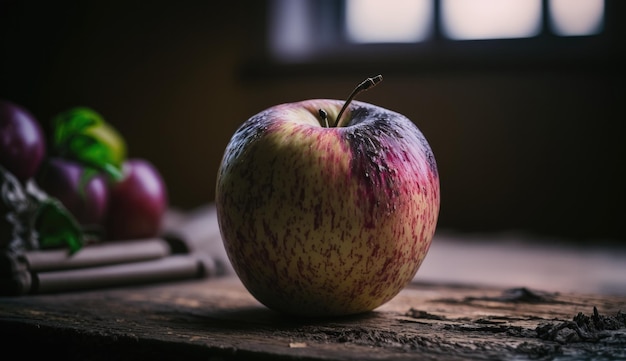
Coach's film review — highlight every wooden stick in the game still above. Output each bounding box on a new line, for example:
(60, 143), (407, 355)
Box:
(34, 255), (207, 294)
(25, 238), (173, 272)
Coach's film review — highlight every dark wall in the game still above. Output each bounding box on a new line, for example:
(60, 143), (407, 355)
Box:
(1, 1), (623, 242)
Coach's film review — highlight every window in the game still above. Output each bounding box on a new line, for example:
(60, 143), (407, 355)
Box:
(260, 0), (614, 71)
(440, 0), (542, 40)
(345, 0), (433, 43)
(549, 0), (604, 36)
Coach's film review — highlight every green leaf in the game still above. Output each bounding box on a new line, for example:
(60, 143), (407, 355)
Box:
(67, 133), (116, 166)
(34, 199), (84, 254)
(53, 107), (102, 146)
(51, 107), (127, 181)
(101, 163), (124, 181)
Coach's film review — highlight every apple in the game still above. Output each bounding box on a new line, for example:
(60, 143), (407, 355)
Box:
(215, 76), (440, 317)
(0, 99), (46, 183)
(36, 157), (109, 228)
(105, 158), (168, 240)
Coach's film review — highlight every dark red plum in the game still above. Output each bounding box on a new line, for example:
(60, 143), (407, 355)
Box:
(0, 100), (46, 183)
(106, 158), (168, 240)
(37, 157), (109, 227)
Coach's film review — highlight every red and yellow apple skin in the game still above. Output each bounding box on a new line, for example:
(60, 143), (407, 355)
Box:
(216, 99), (440, 317)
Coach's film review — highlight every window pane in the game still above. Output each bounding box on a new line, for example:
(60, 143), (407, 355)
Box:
(346, 0), (433, 43)
(549, 0), (604, 36)
(441, 0), (542, 40)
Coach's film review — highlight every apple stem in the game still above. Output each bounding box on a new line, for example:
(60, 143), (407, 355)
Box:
(334, 75), (383, 128)
(318, 109), (329, 128)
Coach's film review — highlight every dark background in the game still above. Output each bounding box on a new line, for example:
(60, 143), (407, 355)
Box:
(1, 1), (624, 243)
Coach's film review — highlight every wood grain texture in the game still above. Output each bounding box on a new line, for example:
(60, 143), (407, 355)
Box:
(1, 277), (625, 360)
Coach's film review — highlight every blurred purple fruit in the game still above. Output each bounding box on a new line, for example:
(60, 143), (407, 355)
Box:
(0, 99), (46, 182)
(106, 158), (168, 240)
(37, 157), (109, 227)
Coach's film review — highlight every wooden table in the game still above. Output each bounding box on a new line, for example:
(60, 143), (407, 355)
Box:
(1, 275), (624, 360)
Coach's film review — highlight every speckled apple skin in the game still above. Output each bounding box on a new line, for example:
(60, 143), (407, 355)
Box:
(216, 99), (440, 317)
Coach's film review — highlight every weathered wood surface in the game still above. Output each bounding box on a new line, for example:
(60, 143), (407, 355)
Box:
(0, 276), (625, 361)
